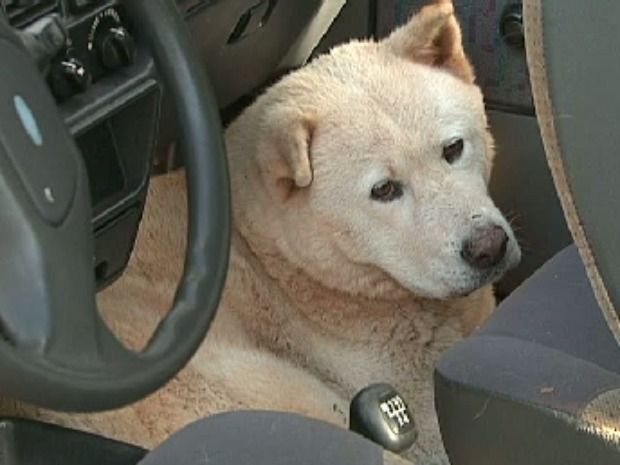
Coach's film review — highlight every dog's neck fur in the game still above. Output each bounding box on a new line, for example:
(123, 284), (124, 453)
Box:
(234, 225), (416, 334)
(227, 207), (493, 393)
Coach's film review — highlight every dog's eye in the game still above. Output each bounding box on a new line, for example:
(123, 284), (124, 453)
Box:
(371, 180), (403, 202)
(443, 138), (465, 164)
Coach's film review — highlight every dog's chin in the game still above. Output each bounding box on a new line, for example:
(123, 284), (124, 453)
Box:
(388, 252), (520, 301)
(392, 274), (480, 301)
(396, 280), (473, 301)
(430, 284), (483, 301)
(447, 266), (512, 299)
(409, 267), (508, 301)
(445, 286), (484, 300)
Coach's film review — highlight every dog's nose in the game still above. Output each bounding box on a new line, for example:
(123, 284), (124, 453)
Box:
(461, 225), (509, 269)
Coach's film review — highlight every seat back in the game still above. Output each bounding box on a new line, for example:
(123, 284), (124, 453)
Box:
(525, 0), (620, 346)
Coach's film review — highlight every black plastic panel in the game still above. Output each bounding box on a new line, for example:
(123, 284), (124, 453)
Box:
(72, 84), (159, 288)
(378, 0), (532, 113)
(0, 418), (146, 465)
(76, 86), (159, 221)
(487, 110), (571, 296)
(186, 0), (323, 108)
(1, 0), (59, 28)
(62, 4), (131, 87)
(5, 0), (162, 288)
(156, 0), (325, 169)
(76, 121), (125, 207)
(94, 207), (141, 287)
(312, 0), (377, 58)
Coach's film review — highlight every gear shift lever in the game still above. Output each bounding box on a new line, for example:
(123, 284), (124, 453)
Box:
(349, 383), (418, 453)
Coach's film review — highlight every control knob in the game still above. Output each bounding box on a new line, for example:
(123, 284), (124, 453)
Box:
(49, 55), (92, 100)
(96, 26), (136, 70)
(500, 4), (525, 50)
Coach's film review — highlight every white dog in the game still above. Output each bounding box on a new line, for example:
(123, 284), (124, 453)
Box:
(1, 1), (520, 464)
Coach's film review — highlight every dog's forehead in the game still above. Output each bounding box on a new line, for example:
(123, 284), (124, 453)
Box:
(312, 46), (485, 137)
(372, 64), (483, 129)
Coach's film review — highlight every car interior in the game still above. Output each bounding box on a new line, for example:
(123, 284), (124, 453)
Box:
(0, 0), (618, 464)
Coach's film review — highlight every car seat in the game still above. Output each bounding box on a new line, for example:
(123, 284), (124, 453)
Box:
(435, 0), (620, 463)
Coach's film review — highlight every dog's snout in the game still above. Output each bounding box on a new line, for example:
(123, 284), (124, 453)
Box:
(461, 225), (509, 269)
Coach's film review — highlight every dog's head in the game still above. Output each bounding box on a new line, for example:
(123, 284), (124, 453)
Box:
(231, 0), (521, 300)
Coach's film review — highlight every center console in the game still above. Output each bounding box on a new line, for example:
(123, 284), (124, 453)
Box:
(2, 0), (159, 289)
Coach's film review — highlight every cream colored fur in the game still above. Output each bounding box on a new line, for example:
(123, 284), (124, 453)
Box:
(0, 2), (520, 464)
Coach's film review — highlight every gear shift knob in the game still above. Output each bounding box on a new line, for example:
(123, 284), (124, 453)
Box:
(349, 383), (417, 453)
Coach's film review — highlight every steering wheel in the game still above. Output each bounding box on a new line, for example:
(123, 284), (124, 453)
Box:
(0, 0), (230, 411)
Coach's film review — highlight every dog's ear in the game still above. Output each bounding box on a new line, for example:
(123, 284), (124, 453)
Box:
(383, 0), (475, 83)
(257, 117), (315, 202)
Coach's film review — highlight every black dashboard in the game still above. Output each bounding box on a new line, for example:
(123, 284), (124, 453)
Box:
(0, 0), (329, 289)
(2, 0), (159, 288)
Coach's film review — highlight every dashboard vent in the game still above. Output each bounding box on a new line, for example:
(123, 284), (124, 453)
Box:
(1, 0), (58, 28)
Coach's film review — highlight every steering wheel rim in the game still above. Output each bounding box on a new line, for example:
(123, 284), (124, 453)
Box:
(0, 0), (230, 411)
